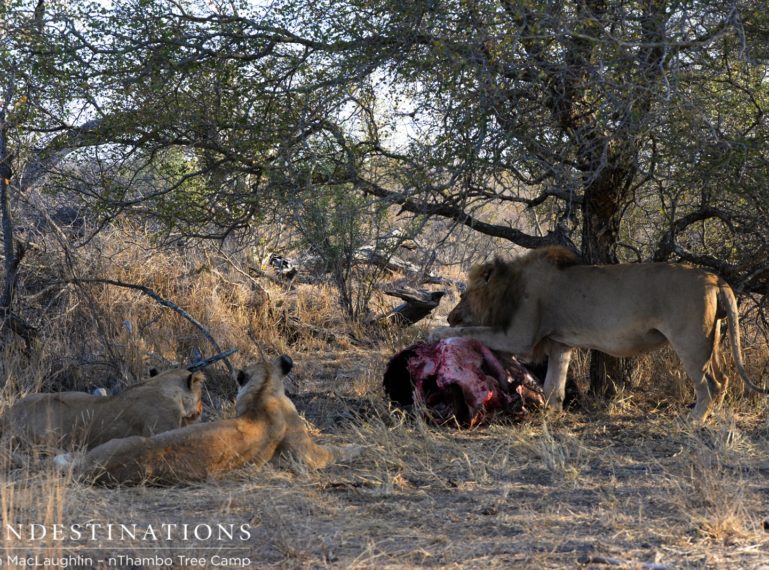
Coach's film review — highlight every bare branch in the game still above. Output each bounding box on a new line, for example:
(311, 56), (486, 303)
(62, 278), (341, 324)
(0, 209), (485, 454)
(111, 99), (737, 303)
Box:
(317, 119), (577, 252)
(50, 278), (236, 377)
(653, 207), (733, 262)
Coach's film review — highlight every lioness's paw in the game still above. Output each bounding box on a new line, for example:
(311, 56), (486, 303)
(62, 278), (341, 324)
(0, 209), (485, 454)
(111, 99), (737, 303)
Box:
(687, 410), (710, 426)
(334, 445), (363, 463)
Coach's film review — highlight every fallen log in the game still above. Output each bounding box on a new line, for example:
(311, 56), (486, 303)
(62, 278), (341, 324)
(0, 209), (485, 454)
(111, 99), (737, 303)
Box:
(261, 246), (423, 283)
(378, 287), (445, 326)
(353, 246), (421, 274)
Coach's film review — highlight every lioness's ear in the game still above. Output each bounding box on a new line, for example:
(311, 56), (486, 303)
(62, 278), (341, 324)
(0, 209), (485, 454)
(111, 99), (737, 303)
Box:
(187, 372), (205, 391)
(236, 370), (249, 386)
(277, 355), (293, 375)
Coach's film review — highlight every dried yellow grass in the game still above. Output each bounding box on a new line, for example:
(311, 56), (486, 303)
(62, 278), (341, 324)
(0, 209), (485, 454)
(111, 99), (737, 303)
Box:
(0, 226), (767, 567)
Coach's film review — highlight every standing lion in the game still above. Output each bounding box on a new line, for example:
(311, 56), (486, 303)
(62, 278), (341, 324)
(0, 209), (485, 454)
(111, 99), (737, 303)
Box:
(66, 355), (359, 485)
(431, 246), (769, 422)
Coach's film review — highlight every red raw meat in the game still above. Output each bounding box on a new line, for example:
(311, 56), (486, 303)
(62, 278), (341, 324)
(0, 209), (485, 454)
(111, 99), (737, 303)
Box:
(384, 338), (545, 427)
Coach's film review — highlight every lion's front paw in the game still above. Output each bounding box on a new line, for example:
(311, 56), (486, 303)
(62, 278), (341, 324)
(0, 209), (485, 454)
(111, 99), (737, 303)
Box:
(427, 327), (454, 343)
(544, 398), (564, 415)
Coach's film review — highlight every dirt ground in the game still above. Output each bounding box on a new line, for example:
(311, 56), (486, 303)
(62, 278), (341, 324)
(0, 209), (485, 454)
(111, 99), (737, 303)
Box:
(2, 349), (769, 570)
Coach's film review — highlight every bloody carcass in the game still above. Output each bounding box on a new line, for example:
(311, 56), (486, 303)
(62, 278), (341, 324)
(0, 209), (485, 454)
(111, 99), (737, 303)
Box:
(383, 337), (545, 427)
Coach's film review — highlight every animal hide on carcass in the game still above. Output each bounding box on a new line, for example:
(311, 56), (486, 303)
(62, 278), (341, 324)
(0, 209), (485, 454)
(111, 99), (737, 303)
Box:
(383, 337), (545, 427)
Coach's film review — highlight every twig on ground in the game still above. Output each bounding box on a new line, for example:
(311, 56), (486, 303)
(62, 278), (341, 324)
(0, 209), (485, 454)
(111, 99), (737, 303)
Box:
(577, 555), (673, 569)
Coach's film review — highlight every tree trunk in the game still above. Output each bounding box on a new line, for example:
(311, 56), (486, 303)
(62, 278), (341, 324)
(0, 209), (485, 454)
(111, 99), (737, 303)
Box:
(574, 2), (667, 400)
(0, 108), (17, 316)
(0, 107), (36, 353)
(581, 163), (635, 399)
(588, 347), (634, 401)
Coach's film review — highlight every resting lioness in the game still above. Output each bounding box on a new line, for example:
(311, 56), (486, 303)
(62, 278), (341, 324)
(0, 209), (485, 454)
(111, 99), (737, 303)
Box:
(68, 355), (358, 485)
(1, 368), (205, 450)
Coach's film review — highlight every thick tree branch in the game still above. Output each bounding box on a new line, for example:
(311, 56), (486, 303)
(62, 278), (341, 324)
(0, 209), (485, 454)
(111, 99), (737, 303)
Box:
(19, 113), (139, 191)
(317, 120), (577, 252)
(359, 178), (571, 250)
(653, 207), (732, 262)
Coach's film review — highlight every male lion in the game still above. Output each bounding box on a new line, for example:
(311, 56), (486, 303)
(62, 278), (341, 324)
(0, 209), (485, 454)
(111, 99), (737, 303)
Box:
(2, 368), (205, 450)
(67, 355), (359, 485)
(431, 246), (769, 422)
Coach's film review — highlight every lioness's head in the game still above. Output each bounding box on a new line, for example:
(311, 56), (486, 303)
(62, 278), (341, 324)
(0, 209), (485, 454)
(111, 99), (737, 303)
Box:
(234, 355), (294, 415)
(448, 247), (579, 329)
(141, 368), (206, 424)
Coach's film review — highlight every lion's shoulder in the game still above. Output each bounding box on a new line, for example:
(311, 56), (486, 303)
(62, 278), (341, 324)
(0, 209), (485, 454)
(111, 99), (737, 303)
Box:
(521, 246), (581, 269)
(471, 246), (580, 280)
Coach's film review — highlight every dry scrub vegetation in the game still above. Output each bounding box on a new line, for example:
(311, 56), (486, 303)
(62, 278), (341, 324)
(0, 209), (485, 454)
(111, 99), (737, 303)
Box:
(0, 226), (768, 569)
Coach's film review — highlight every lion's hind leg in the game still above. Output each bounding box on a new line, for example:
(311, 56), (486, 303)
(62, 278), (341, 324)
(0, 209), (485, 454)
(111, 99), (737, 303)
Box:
(274, 400), (360, 470)
(709, 321), (729, 406)
(663, 317), (729, 423)
(676, 348), (722, 423)
(274, 423), (347, 470)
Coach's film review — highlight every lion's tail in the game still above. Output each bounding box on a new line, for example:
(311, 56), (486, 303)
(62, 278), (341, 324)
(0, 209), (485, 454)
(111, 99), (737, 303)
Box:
(718, 280), (769, 394)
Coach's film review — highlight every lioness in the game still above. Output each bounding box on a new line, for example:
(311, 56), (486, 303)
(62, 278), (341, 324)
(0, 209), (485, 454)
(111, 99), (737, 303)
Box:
(68, 355), (358, 485)
(431, 246), (769, 422)
(2, 368), (205, 450)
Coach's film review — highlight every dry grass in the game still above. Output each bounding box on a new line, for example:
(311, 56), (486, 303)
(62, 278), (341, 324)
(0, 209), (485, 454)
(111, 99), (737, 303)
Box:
(0, 228), (768, 568)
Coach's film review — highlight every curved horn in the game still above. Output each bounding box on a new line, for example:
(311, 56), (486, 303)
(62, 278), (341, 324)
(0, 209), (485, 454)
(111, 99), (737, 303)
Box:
(186, 348), (239, 372)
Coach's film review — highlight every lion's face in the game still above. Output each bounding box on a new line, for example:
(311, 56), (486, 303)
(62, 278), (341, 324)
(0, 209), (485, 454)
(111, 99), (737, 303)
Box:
(4, 367), (209, 450)
(447, 260), (515, 328)
(447, 291), (475, 326)
(235, 355), (294, 415)
(143, 368), (206, 425)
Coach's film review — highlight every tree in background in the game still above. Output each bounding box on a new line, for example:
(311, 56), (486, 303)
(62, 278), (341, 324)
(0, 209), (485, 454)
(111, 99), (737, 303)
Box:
(0, 0), (86, 346)
(13, 0), (766, 269)
(3, 0), (768, 397)
(261, 0), (769, 395)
